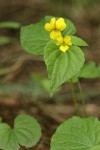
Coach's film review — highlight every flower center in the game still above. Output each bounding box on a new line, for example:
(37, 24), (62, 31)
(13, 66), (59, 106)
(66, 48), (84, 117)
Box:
(63, 41), (67, 46)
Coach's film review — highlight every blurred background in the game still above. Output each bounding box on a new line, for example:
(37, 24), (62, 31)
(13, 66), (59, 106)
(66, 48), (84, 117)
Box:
(0, 0), (100, 149)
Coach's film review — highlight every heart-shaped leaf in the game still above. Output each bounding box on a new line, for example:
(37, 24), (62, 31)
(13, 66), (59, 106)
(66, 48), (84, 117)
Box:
(51, 116), (100, 150)
(44, 41), (85, 94)
(21, 22), (50, 55)
(0, 114), (41, 150)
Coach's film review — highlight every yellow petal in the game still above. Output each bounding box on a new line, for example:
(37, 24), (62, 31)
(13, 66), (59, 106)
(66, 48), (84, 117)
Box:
(56, 36), (63, 45)
(56, 18), (66, 31)
(67, 41), (72, 46)
(50, 17), (56, 30)
(64, 36), (72, 45)
(50, 30), (61, 40)
(64, 36), (71, 42)
(45, 23), (52, 31)
(60, 44), (69, 52)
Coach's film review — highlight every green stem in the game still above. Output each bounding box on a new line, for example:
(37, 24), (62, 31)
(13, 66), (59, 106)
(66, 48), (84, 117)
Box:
(70, 83), (79, 113)
(78, 81), (87, 115)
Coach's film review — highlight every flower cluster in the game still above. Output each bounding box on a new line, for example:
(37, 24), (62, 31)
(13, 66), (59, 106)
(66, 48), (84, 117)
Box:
(45, 17), (72, 52)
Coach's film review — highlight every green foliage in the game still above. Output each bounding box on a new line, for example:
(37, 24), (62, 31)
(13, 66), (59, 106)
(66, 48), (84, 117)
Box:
(79, 61), (100, 78)
(51, 116), (100, 150)
(0, 114), (41, 150)
(20, 16), (88, 95)
(62, 18), (76, 35)
(70, 61), (100, 83)
(70, 75), (79, 83)
(0, 22), (21, 29)
(44, 42), (85, 94)
(21, 22), (50, 55)
(20, 16), (76, 55)
(71, 36), (88, 46)
(0, 36), (15, 45)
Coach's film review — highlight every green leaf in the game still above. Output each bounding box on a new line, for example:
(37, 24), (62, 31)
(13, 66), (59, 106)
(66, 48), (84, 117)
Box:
(0, 123), (12, 150)
(90, 146), (100, 150)
(0, 114), (41, 150)
(69, 61), (100, 83)
(44, 41), (85, 94)
(71, 36), (88, 46)
(79, 61), (99, 78)
(51, 116), (100, 150)
(69, 75), (79, 83)
(62, 19), (76, 35)
(20, 16), (76, 55)
(20, 18), (50, 55)
(0, 22), (21, 29)
(0, 36), (14, 45)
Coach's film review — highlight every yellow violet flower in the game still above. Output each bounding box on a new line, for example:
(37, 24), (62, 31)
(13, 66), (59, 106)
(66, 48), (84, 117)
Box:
(56, 36), (72, 52)
(45, 17), (66, 40)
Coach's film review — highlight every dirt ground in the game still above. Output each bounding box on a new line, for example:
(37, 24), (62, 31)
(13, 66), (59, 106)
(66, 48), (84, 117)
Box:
(0, 0), (100, 149)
